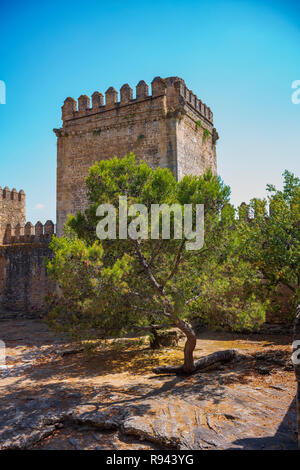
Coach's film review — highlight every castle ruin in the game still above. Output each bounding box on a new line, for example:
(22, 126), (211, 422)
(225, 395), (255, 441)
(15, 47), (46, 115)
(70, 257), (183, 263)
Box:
(0, 76), (291, 323)
(54, 76), (218, 236)
(0, 187), (55, 314)
(0, 187), (25, 243)
(0, 75), (219, 314)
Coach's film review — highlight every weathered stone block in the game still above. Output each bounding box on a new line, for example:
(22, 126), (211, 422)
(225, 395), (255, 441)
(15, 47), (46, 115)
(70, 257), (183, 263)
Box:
(55, 76), (218, 235)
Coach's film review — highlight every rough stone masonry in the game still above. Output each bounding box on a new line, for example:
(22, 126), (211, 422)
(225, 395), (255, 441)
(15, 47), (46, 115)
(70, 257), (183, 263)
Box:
(0, 75), (218, 314)
(54, 76), (218, 236)
(0, 187), (55, 314)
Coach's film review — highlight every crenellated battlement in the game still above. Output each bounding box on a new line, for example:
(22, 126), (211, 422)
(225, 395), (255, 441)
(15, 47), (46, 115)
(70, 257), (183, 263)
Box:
(0, 220), (55, 245)
(59, 76), (213, 126)
(0, 187), (55, 315)
(0, 185), (55, 245)
(54, 75), (218, 236)
(0, 185), (26, 239)
(0, 186), (25, 201)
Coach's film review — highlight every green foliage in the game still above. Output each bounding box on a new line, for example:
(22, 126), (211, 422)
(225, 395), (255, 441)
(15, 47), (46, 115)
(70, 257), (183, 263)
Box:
(189, 220), (268, 331)
(202, 128), (210, 143)
(196, 120), (202, 129)
(47, 154), (269, 342)
(46, 235), (135, 340)
(238, 170), (300, 321)
(93, 129), (101, 136)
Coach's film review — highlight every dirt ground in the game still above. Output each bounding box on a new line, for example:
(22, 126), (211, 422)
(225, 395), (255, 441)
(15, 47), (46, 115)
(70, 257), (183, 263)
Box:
(0, 318), (297, 450)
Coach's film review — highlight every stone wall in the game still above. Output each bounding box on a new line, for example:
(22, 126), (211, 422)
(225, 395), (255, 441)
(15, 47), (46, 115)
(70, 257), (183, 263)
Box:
(54, 76), (218, 235)
(0, 244), (54, 314)
(0, 221), (55, 315)
(176, 113), (217, 180)
(0, 187), (25, 243)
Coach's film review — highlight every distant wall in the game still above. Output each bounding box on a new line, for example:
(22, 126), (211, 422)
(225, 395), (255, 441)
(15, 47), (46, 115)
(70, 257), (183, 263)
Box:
(0, 187), (25, 243)
(0, 244), (54, 314)
(0, 220), (55, 315)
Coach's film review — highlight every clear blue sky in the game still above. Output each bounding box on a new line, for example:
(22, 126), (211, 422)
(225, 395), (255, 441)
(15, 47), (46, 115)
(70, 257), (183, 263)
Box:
(0, 0), (299, 223)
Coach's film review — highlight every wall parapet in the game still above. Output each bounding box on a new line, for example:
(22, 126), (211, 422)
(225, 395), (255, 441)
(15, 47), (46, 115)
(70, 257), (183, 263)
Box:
(0, 186), (26, 239)
(0, 220), (55, 245)
(0, 186), (25, 201)
(59, 76), (213, 126)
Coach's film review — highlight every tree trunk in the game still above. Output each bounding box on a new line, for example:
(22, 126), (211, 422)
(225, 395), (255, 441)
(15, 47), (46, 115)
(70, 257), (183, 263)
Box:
(150, 315), (197, 374)
(134, 240), (198, 374)
(153, 349), (237, 375)
(293, 304), (300, 449)
(175, 318), (197, 374)
(152, 315), (237, 376)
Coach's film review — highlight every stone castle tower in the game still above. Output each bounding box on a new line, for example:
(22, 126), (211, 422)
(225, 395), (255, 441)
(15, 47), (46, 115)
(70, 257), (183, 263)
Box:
(0, 187), (26, 243)
(54, 76), (218, 236)
(0, 187), (55, 313)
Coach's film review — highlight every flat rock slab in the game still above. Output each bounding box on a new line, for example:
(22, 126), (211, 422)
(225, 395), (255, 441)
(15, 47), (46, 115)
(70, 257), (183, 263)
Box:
(0, 319), (297, 450)
(69, 382), (297, 450)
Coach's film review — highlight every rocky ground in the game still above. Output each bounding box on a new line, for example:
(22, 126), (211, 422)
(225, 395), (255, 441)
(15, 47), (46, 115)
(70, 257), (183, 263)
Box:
(0, 318), (298, 450)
